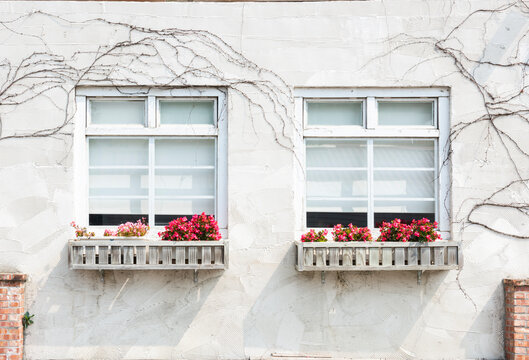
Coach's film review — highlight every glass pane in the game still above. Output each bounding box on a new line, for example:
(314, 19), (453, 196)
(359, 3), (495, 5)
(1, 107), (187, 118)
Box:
(307, 170), (367, 198)
(374, 170), (434, 198)
(374, 200), (435, 227)
(306, 200), (367, 228)
(155, 169), (214, 197)
(374, 140), (434, 168)
(89, 199), (148, 226)
(306, 139), (367, 227)
(89, 169), (148, 197)
(306, 101), (362, 126)
(306, 139), (367, 168)
(160, 100), (214, 125)
(90, 100), (145, 125)
(378, 101), (434, 126)
(155, 139), (215, 167)
(89, 139), (148, 167)
(155, 199), (215, 226)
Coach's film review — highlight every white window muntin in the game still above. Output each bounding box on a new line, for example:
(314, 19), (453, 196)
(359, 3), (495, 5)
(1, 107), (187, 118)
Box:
(296, 88), (450, 236)
(74, 88), (227, 233)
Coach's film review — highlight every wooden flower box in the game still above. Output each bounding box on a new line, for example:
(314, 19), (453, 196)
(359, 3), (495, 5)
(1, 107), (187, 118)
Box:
(68, 239), (229, 270)
(295, 241), (461, 271)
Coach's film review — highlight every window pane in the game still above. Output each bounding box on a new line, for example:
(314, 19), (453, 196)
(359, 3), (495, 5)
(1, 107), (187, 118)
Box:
(306, 101), (362, 126)
(378, 101), (434, 126)
(155, 199), (215, 226)
(374, 200), (435, 228)
(306, 139), (367, 168)
(155, 139), (215, 167)
(374, 140), (434, 168)
(89, 168), (148, 197)
(374, 170), (434, 198)
(89, 199), (148, 226)
(306, 139), (367, 227)
(159, 100), (214, 125)
(90, 100), (145, 125)
(89, 139), (148, 167)
(155, 169), (214, 197)
(155, 139), (216, 225)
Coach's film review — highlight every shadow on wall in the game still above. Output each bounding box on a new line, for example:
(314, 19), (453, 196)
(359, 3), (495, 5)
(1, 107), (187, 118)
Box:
(463, 282), (504, 358)
(24, 242), (222, 358)
(243, 248), (450, 359)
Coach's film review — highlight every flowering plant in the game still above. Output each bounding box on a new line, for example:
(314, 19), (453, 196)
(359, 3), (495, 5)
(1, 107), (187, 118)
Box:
(158, 213), (221, 241)
(333, 224), (372, 242)
(300, 229), (328, 242)
(70, 221), (94, 238)
(103, 218), (149, 237)
(377, 219), (411, 242)
(377, 218), (441, 242)
(408, 218), (442, 242)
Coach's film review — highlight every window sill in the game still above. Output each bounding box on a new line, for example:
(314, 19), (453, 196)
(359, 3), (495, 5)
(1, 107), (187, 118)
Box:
(68, 239), (228, 270)
(295, 240), (461, 271)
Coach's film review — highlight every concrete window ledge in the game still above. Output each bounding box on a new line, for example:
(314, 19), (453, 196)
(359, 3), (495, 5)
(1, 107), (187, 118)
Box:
(295, 241), (462, 271)
(68, 239), (229, 270)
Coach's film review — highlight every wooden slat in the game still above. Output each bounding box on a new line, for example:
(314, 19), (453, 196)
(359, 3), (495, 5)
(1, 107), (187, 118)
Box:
(434, 247), (445, 266)
(394, 248), (405, 266)
(303, 248), (314, 267)
(99, 246), (109, 265)
(85, 246), (96, 265)
(214, 247), (223, 265)
(111, 246), (121, 265)
(202, 246), (212, 265)
(188, 247), (198, 265)
(123, 246), (134, 265)
(72, 246), (84, 265)
(136, 246), (146, 265)
(329, 248), (339, 266)
(369, 247), (379, 266)
(342, 248), (353, 266)
(162, 246), (172, 265)
(408, 248), (418, 266)
(382, 248), (393, 266)
(447, 247), (458, 266)
(420, 248), (431, 266)
(149, 246), (159, 265)
(356, 248), (366, 266)
(175, 247), (185, 265)
(315, 248), (325, 267)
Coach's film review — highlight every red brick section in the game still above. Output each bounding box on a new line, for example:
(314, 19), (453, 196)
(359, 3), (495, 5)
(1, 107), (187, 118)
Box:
(0, 274), (27, 360)
(505, 279), (529, 360)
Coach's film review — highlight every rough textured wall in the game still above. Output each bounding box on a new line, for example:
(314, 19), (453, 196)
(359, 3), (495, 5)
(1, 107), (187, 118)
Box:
(0, 0), (528, 359)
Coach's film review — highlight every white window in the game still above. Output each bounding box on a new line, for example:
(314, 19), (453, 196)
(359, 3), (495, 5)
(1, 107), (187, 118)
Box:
(74, 88), (227, 233)
(295, 88), (450, 236)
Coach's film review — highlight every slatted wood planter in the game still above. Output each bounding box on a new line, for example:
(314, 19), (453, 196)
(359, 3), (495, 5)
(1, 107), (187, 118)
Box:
(69, 239), (228, 270)
(295, 241), (461, 271)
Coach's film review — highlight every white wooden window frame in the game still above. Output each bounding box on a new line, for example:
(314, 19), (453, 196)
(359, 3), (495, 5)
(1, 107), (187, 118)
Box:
(73, 87), (228, 236)
(294, 88), (451, 239)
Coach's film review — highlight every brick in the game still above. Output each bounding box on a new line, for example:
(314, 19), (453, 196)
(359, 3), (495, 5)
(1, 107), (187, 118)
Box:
(515, 300), (529, 306)
(515, 340), (529, 347)
(514, 320), (527, 327)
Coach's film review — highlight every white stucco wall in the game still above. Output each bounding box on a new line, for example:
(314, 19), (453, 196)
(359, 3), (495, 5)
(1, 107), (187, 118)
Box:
(0, 0), (528, 359)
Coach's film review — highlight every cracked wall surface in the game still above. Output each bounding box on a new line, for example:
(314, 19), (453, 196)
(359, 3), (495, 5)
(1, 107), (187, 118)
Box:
(0, 0), (528, 359)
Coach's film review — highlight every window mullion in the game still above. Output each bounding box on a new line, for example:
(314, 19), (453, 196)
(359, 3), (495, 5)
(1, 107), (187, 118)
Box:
(366, 97), (377, 129)
(149, 138), (155, 227)
(367, 139), (374, 229)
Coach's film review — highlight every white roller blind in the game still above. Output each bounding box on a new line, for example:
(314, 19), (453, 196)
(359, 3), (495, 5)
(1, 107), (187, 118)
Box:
(306, 101), (363, 126)
(159, 100), (214, 125)
(90, 100), (145, 125)
(378, 101), (434, 126)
